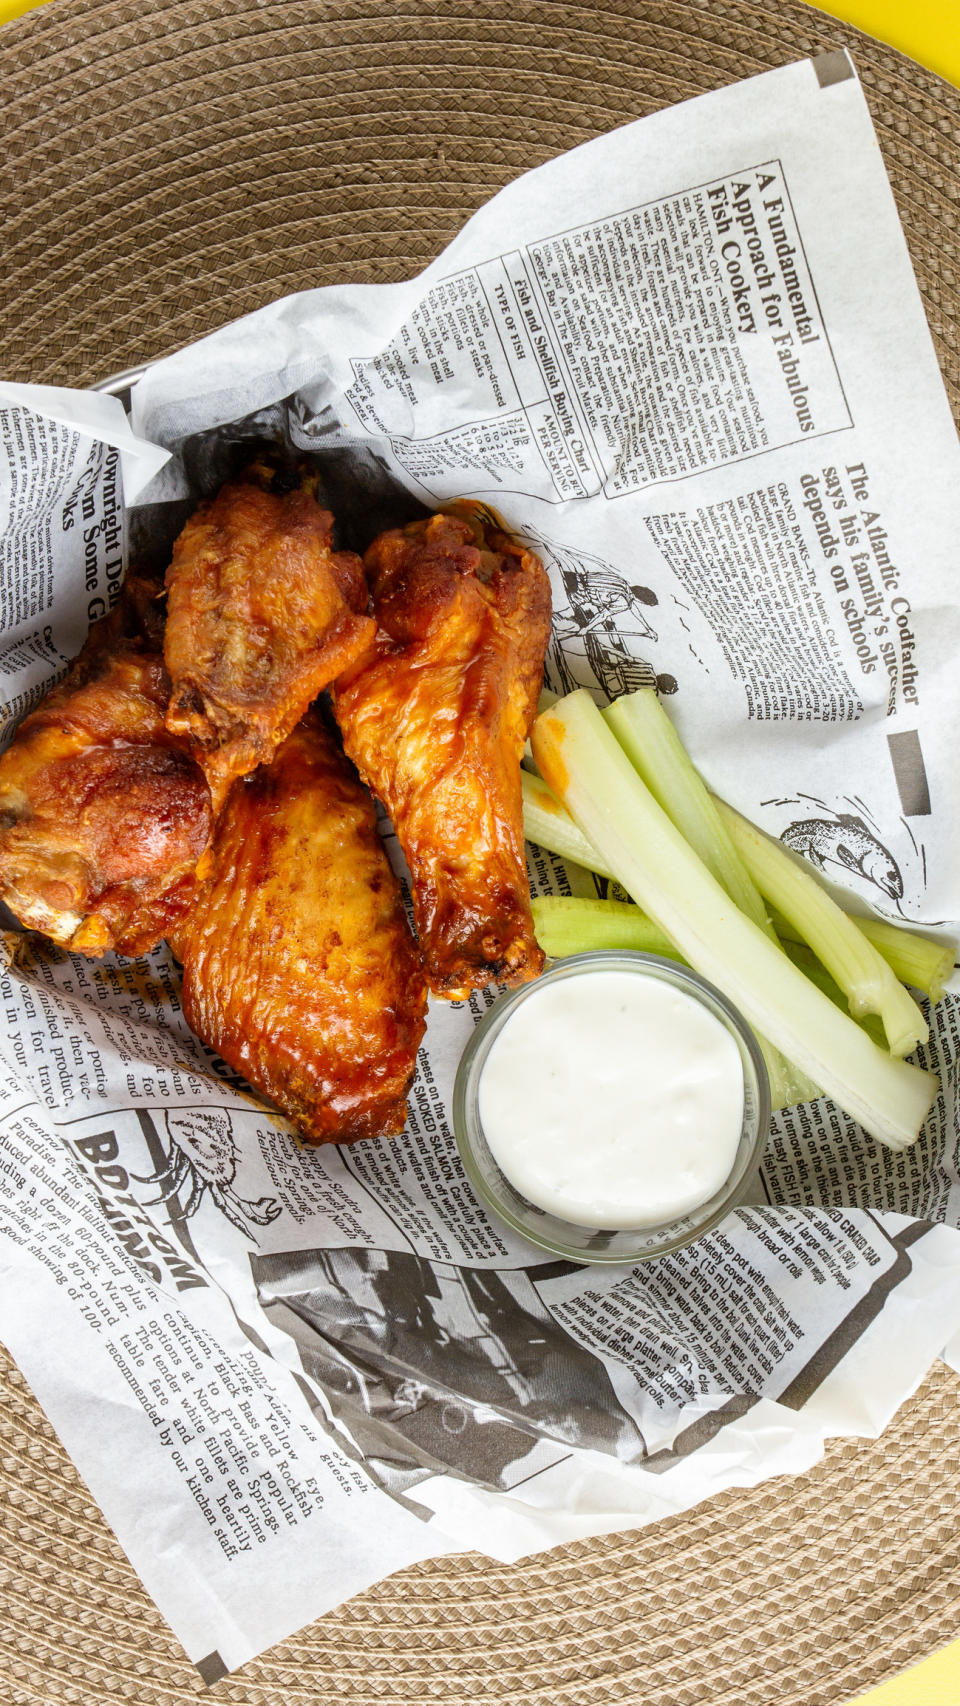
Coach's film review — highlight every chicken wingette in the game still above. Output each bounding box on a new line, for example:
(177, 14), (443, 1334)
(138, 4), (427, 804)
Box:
(0, 578), (212, 957)
(164, 467), (375, 809)
(331, 511), (552, 999)
(170, 709), (428, 1143)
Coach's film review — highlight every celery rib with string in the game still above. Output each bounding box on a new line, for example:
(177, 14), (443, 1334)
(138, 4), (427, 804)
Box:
(532, 894), (889, 1050)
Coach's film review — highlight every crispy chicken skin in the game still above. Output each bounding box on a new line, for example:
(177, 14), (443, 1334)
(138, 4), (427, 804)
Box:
(164, 473), (375, 808)
(331, 511), (551, 999)
(0, 581), (213, 957)
(170, 709), (428, 1144)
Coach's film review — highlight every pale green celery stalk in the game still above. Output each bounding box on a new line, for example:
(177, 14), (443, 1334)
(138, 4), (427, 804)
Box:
(856, 917), (955, 1004)
(603, 689), (772, 936)
(717, 799), (927, 1059)
(531, 896), (678, 960)
(530, 691), (937, 1151)
(522, 770), (617, 880)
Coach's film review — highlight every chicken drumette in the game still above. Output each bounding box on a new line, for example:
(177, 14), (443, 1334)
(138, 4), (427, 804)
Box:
(170, 708), (428, 1143)
(332, 510), (551, 999)
(163, 466), (375, 808)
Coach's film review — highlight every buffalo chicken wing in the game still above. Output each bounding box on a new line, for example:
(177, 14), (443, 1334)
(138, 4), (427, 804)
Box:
(170, 709), (428, 1143)
(332, 511), (551, 998)
(163, 471), (375, 808)
(0, 581), (213, 956)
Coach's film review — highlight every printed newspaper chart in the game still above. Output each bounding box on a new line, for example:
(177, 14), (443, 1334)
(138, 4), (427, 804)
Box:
(2, 52), (960, 1674)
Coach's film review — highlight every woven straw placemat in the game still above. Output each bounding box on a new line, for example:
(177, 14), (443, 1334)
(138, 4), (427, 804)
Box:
(1, 1), (959, 1701)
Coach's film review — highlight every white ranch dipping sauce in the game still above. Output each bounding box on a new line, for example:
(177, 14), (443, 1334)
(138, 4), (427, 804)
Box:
(477, 969), (744, 1229)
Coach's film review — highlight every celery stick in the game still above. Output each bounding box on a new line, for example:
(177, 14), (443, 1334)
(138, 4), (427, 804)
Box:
(775, 910), (954, 1006)
(717, 799), (927, 1058)
(856, 917), (955, 1004)
(522, 770), (617, 879)
(531, 895), (678, 960)
(604, 689), (772, 936)
(530, 692), (937, 1151)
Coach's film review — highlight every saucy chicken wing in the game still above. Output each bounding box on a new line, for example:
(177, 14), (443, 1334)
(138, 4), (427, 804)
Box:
(0, 580), (213, 956)
(331, 511), (551, 999)
(164, 468), (375, 808)
(170, 708), (428, 1144)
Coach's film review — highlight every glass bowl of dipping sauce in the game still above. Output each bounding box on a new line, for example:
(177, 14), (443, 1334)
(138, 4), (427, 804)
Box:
(453, 951), (770, 1264)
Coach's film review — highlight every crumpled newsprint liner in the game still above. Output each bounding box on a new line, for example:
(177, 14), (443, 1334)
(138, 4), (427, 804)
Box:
(1, 52), (960, 1677)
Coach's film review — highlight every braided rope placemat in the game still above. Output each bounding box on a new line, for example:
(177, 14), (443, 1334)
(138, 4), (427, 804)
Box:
(2, 1), (960, 1701)
(2, 0), (958, 403)
(2, 1340), (960, 1704)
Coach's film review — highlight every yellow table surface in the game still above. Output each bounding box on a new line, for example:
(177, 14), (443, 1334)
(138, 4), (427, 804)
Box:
(0, 0), (957, 1699)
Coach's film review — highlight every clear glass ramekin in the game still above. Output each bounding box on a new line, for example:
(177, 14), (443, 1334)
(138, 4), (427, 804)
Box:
(452, 951), (771, 1265)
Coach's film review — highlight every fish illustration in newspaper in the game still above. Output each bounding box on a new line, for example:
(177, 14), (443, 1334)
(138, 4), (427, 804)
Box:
(138, 1108), (281, 1239)
(780, 813), (904, 901)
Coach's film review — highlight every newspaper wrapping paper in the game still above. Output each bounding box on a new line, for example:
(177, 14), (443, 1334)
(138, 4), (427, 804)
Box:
(3, 52), (960, 1675)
